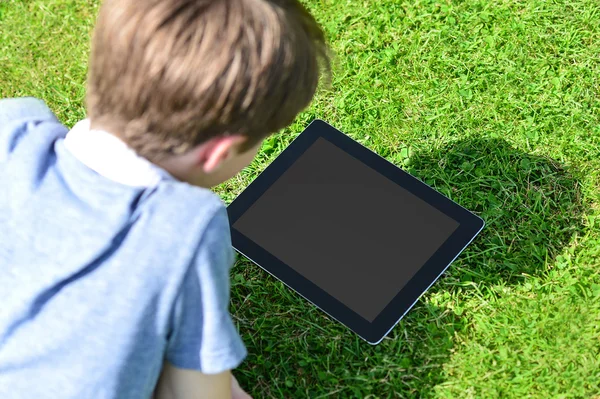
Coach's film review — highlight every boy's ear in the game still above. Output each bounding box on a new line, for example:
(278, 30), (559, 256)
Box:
(197, 135), (246, 173)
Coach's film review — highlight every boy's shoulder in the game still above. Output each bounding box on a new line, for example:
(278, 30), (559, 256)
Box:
(0, 97), (63, 161)
(0, 96), (233, 269)
(142, 179), (233, 251)
(0, 97), (57, 124)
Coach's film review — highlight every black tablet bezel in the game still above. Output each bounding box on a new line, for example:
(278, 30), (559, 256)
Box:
(227, 120), (484, 344)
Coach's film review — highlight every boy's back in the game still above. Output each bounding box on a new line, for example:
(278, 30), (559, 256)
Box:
(0, 0), (329, 397)
(0, 98), (245, 398)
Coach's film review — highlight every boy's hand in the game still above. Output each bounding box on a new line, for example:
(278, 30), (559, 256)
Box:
(231, 374), (252, 399)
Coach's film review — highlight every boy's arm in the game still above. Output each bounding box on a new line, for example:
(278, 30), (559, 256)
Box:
(153, 361), (231, 399)
(161, 207), (249, 397)
(154, 362), (251, 399)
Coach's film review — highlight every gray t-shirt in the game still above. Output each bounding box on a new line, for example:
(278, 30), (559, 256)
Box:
(0, 98), (247, 399)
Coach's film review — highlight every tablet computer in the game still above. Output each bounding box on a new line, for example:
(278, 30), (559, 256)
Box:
(227, 120), (484, 344)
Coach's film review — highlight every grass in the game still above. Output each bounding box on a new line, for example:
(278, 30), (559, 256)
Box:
(2, 0), (599, 397)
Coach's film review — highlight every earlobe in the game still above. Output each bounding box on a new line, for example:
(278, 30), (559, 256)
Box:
(201, 135), (245, 173)
(202, 143), (229, 173)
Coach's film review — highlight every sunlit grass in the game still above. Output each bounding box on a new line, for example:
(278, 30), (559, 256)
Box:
(1, 0), (599, 397)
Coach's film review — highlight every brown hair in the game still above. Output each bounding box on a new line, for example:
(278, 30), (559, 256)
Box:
(86, 0), (330, 161)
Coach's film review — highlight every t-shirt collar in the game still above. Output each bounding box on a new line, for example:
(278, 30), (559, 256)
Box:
(63, 119), (171, 188)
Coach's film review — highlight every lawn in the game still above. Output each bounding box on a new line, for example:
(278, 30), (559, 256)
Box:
(1, 0), (599, 397)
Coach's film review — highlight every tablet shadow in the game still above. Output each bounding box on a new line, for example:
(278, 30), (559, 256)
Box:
(375, 137), (586, 394)
(408, 137), (585, 284)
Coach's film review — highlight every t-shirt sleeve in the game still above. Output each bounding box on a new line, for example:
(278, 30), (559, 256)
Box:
(0, 97), (57, 126)
(166, 206), (247, 374)
(0, 97), (59, 162)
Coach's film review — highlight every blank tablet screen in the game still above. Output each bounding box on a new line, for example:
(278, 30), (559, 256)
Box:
(233, 137), (459, 321)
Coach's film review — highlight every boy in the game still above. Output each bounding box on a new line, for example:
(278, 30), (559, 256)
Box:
(0, 0), (329, 397)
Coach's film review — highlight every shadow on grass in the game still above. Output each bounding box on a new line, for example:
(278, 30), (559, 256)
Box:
(389, 137), (586, 395)
(408, 137), (585, 284)
(231, 137), (586, 398)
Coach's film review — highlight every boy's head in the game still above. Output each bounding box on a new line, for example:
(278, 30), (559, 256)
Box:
(86, 0), (329, 187)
